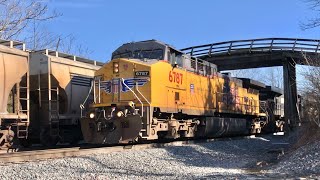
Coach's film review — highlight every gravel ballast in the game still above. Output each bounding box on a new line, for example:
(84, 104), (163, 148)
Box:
(0, 135), (319, 179)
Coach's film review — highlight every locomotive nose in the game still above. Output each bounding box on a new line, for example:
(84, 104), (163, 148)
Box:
(80, 114), (142, 144)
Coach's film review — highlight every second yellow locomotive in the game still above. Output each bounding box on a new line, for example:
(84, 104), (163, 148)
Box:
(81, 40), (266, 144)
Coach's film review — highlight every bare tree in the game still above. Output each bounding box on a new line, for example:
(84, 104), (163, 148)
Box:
(55, 35), (94, 58)
(0, 0), (59, 40)
(224, 69), (261, 80)
(301, 0), (320, 30)
(0, 0), (93, 58)
(263, 67), (283, 89)
(299, 53), (320, 127)
(226, 68), (283, 89)
(24, 24), (61, 50)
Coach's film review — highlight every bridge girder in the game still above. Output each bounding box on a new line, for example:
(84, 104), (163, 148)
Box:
(199, 51), (317, 71)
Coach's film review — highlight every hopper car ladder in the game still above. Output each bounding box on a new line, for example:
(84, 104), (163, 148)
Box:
(39, 87), (60, 137)
(38, 71), (60, 138)
(16, 72), (30, 139)
(48, 87), (59, 137)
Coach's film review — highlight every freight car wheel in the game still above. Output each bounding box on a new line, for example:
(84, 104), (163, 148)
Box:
(40, 128), (59, 147)
(70, 136), (81, 145)
(19, 138), (31, 148)
(0, 129), (14, 149)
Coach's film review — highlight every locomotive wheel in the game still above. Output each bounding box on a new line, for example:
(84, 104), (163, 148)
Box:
(40, 128), (59, 147)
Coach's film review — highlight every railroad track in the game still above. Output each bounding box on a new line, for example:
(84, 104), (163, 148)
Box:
(0, 135), (257, 164)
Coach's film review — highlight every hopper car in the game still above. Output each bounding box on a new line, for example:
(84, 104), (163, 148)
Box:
(28, 50), (103, 146)
(80, 40), (283, 144)
(0, 40), (29, 148)
(0, 39), (103, 147)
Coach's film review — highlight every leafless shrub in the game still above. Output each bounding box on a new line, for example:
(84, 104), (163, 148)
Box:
(300, 53), (320, 127)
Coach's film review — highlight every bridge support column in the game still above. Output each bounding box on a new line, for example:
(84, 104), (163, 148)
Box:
(283, 58), (300, 129)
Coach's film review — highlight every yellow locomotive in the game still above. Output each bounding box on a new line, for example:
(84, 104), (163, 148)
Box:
(81, 40), (266, 144)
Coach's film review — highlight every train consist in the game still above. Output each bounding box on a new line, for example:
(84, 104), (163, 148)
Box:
(80, 40), (284, 144)
(0, 39), (284, 148)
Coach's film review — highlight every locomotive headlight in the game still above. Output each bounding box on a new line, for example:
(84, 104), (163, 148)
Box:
(89, 112), (95, 119)
(116, 111), (124, 117)
(128, 101), (135, 107)
(113, 62), (119, 73)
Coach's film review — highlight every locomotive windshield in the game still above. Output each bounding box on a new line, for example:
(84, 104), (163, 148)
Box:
(112, 40), (168, 60)
(113, 49), (164, 60)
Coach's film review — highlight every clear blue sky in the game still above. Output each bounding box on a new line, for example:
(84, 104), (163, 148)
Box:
(48, 0), (320, 62)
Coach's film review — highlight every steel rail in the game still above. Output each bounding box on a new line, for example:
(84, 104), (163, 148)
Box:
(180, 38), (320, 57)
(0, 135), (257, 163)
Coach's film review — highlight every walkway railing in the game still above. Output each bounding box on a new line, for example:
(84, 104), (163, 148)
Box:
(180, 38), (320, 57)
(0, 39), (26, 51)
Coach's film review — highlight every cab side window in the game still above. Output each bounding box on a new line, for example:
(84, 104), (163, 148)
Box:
(175, 55), (183, 67)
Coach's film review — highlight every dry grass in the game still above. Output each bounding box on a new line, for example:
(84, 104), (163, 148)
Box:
(291, 121), (320, 149)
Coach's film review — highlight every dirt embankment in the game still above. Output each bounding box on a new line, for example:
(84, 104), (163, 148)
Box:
(291, 121), (320, 149)
(268, 121), (320, 178)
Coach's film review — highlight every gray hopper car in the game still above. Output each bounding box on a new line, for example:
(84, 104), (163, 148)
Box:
(0, 39), (103, 147)
(0, 40), (29, 148)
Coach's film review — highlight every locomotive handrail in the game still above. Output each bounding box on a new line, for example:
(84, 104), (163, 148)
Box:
(121, 78), (144, 117)
(135, 83), (151, 105)
(80, 81), (94, 118)
(180, 38), (320, 57)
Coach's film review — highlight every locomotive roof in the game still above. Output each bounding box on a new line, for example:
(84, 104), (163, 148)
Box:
(239, 78), (266, 90)
(112, 39), (184, 56)
(260, 86), (283, 99)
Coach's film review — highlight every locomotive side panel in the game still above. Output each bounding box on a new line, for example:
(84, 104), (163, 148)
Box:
(151, 61), (187, 113)
(151, 62), (260, 117)
(151, 61), (218, 115)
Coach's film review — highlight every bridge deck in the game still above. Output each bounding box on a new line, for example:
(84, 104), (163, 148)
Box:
(181, 38), (320, 70)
